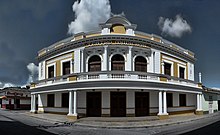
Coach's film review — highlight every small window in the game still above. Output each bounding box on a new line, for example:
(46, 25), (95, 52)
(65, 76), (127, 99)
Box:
(47, 94), (54, 107)
(62, 61), (70, 75)
(164, 62), (171, 76)
(179, 67), (185, 79)
(62, 93), (69, 108)
(167, 93), (173, 107)
(48, 65), (54, 78)
(179, 94), (186, 106)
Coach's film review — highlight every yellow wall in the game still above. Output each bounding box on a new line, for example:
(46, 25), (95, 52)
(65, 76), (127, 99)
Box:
(111, 25), (126, 34)
(161, 53), (188, 79)
(45, 52), (73, 78)
(153, 37), (161, 42)
(86, 33), (100, 38)
(135, 34), (151, 40)
(56, 60), (61, 77)
(75, 35), (84, 40)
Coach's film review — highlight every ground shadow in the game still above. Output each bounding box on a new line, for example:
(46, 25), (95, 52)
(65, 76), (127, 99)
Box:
(182, 120), (220, 135)
(0, 121), (55, 135)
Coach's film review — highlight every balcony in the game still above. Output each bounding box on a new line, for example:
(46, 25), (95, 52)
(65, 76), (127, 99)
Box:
(31, 71), (199, 89)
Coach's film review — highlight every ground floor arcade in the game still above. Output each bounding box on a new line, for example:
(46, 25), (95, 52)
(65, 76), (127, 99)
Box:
(30, 89), (203, 119)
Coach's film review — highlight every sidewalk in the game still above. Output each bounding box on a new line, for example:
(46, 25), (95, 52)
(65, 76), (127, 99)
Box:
(25, 111), (220, 129)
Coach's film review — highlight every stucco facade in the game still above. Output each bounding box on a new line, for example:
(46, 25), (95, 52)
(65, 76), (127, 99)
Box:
(30, 15), (204, 119)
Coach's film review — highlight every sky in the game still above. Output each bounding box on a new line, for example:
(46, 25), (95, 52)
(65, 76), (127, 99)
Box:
(0, 0), (220, 88)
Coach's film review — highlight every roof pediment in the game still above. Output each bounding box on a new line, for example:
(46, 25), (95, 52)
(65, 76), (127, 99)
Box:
(100, 15), (137, 30)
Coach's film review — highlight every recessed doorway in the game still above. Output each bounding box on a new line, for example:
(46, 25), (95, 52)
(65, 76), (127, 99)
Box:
(110, 92), (126, 117)
(86, 92), (101, 117)
(135, 92), (149, 116)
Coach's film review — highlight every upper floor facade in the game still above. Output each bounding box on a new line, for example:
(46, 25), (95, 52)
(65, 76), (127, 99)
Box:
(32, 15), (198, 89)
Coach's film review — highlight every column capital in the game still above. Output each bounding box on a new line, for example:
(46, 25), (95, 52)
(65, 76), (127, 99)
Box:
(128, 46), (133, 49)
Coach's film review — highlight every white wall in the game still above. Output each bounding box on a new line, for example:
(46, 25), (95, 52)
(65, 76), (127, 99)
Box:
(77, 91), (86, 114)
(74, 49), (81, 73)
(187, 62), (194, 81)
(37, 90), (198, 116)
(55, 93), (61, 107)
(187, 93), (196, 106)
(20, 99), (31, 104)
(39, 93), (47, 107)
(150, 91), (158, 114)
(202, 93), (218, 114)
(102, 91), (110, 115)
(173, 93), (179, 106)
(126, 91), (135, 114)
(154, 51), (161, 74)
(38, 61), (46, 80)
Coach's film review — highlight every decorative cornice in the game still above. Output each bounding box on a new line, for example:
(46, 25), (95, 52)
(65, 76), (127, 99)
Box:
(37, 35), (196, 63)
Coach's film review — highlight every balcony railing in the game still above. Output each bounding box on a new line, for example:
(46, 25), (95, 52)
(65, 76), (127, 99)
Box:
(32, 71), (199, 88)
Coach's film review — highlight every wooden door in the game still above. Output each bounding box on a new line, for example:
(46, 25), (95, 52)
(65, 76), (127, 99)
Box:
(16, 99), (20, 109)
(135, 92), (149, 116)
(86, 92), (101, 117)
(110, 92), (126, 117)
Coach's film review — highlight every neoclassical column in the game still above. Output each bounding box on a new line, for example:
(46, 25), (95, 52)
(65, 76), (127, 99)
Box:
(80, 48), (85, 73)
(30, 94), (36, 113)
(195, 93), (203, 115)
(30, 94), (33, 112)
(33, 94), (36, 112)
(158, 91), (163, 115)
(163, 91), (168, 114)
(199, 94), (203, 110)
(73, 90), (77, 116)
(102, 46), (108, 71)
(126, 46), (133, 71)
(196, 93), (200, 110)
(68, 91), (73, 115)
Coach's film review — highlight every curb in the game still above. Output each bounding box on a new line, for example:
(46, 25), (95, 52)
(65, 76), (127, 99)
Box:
(71, 112), (220, 129)
(24, 111), (220, 129)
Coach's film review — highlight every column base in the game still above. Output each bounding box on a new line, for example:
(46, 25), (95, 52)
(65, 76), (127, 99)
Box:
(67, 114), (78, 120)
(195, 110), (203, 115)
(30, 110), (37, 114)
(157, 113), (169, 120)
(37, 110), (44, 114)
(101, 114), (110, 117)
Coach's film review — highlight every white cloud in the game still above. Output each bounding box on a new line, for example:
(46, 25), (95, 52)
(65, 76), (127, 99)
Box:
(0, 63), (38, 88)
(158, 14), (192, 38)
(0, 82), (16, 88)
(27, 63), (38, 84)
(68, 0), (111, 34)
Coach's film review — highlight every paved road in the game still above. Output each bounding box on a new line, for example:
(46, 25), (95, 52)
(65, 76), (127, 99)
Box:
(183, 120), (220, 135)
(0, 113), (55, 135)
(1, 109), (220, 135)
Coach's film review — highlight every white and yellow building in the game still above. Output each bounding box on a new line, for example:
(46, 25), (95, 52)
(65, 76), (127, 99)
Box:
(30, 15), (204, 119)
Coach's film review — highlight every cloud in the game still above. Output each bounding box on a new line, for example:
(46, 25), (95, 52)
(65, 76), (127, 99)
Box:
(158, 14), (192, 38)
(0, 82), (17, 88)
(0, 62), (38, 88)
(27, 63), (38, 84)
(68, 0), (111, 34)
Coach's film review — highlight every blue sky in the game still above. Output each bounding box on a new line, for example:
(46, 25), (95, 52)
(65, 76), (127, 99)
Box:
(0, 0), (219, 88)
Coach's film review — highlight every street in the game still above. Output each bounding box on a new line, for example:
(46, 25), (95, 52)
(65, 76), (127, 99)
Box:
(0, 109), (220, 135)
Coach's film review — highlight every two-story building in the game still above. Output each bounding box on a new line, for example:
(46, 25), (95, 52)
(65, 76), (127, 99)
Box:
(30, 15), (203, 119)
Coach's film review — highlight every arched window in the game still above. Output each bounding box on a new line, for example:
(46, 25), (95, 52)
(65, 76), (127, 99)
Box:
(111, 54), (125, 71)
(88, 55), (101, 72)
(135, 56), (147, 72)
